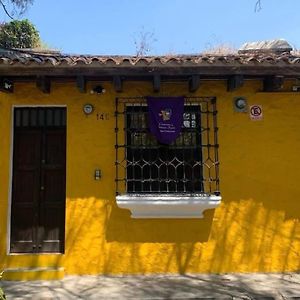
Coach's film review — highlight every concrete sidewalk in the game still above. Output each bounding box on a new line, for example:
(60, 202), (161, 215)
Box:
(2, 273), (300, 299)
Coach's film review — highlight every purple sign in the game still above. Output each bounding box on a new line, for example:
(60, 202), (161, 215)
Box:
(146, 96), (184, 144)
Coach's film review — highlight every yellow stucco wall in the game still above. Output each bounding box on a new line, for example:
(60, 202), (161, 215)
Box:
(1, 79), (300, 276)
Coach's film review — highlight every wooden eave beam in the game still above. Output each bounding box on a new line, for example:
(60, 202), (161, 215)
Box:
(263, 75), (284, 92)
(36, 76), (50, 93)
(76, 75), (86, 93)
(189, 75), (200, 92)
(1, 65), (300, 78)
(227, 75), (244, 91)
(113, 76), (122, 92)
(153, 74), (160, 92)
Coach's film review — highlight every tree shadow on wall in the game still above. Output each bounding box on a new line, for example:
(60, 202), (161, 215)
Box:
(105, 204), (215, 243)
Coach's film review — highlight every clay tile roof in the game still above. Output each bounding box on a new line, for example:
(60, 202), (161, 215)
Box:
(0, 45), (300, 70)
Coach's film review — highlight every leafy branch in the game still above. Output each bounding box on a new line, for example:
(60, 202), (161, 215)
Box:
(0, 0), (33, 19)
(255, 0), (262, 12)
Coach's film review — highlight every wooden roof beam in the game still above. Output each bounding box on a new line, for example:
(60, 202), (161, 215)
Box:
(36, 76), (50, 93)
(1, 66), (300, 77)
(263, 75), (284, 92)
(189, 75), (200, 92)
(153, 74), (160, 92)
(113, 76), (122, 92)
(76, 75), (86, 93)
(227, 75), (244, 91)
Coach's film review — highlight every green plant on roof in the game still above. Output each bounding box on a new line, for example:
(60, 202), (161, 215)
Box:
(0, 19), (41, 49)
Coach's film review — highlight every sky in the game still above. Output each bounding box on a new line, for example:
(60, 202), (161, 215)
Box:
(1, 0), (300, 55)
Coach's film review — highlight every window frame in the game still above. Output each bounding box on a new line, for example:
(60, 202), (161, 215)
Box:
(125, 104), (204, 194)
(115, 96), (220, 197)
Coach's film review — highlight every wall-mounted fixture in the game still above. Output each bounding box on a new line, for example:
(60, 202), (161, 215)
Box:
(90, 85), (106, 94)
(292, 86), (300, 92)
(0, 78), (13, 93)
(291, 78), (300, 92)
(94, 169), (101, 180)
(83, 103), (94, 115)
(233, 97), (248, 112)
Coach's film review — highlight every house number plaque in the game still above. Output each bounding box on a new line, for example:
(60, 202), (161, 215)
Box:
(96, 113), (109, 120)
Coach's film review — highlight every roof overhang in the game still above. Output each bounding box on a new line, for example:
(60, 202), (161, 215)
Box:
(1, 49), (300, 78)
(1, 64), (300, 78)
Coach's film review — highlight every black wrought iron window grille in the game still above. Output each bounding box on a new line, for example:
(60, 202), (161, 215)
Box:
(115, 97), (219, 196)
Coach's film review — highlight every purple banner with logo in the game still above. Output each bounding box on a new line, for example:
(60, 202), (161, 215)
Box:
(146, 96), (184, 144)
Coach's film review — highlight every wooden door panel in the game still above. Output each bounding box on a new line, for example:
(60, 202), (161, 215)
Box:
(39, 129), (66, 252)
(10, 130), (41, 253)
(10, 108), (66, 254)
(43, 170), (65, 202)
(14, 131), (41, 166)
(10, 209), (35, 253)
(45, 131), (66, 164)
(38, 206), (64, 253)
(39, 170), (65, 252)
(13, 170), (39, 203)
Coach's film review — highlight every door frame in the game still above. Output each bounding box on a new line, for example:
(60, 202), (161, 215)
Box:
(7, 105), (67, 255)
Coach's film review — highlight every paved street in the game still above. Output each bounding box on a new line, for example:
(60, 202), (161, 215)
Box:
(2, 273), (300, 299)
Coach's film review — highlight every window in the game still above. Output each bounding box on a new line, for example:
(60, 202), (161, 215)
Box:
(115, 97), (220, 197)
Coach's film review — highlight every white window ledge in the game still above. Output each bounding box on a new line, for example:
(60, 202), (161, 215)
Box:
(116, 194), (221, 219)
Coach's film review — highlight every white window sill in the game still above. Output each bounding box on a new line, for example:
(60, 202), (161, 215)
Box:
(116, 193), (221, 219)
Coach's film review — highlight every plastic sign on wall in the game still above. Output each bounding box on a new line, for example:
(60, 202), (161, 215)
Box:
(249, 105), (263, 120)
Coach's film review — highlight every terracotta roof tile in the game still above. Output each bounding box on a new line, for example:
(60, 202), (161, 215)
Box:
(0, 48), (300, 69)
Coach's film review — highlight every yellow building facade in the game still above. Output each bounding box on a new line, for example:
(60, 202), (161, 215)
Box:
(1, 48), (300, 280)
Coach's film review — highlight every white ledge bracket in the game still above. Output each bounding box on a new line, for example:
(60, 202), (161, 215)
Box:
(116, 194), (221, 219)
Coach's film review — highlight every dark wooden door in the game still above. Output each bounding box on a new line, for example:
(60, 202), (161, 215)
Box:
(10, 107), (66, 253)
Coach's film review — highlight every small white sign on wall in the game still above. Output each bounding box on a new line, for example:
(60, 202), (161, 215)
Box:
(250, 105), (263, 120)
